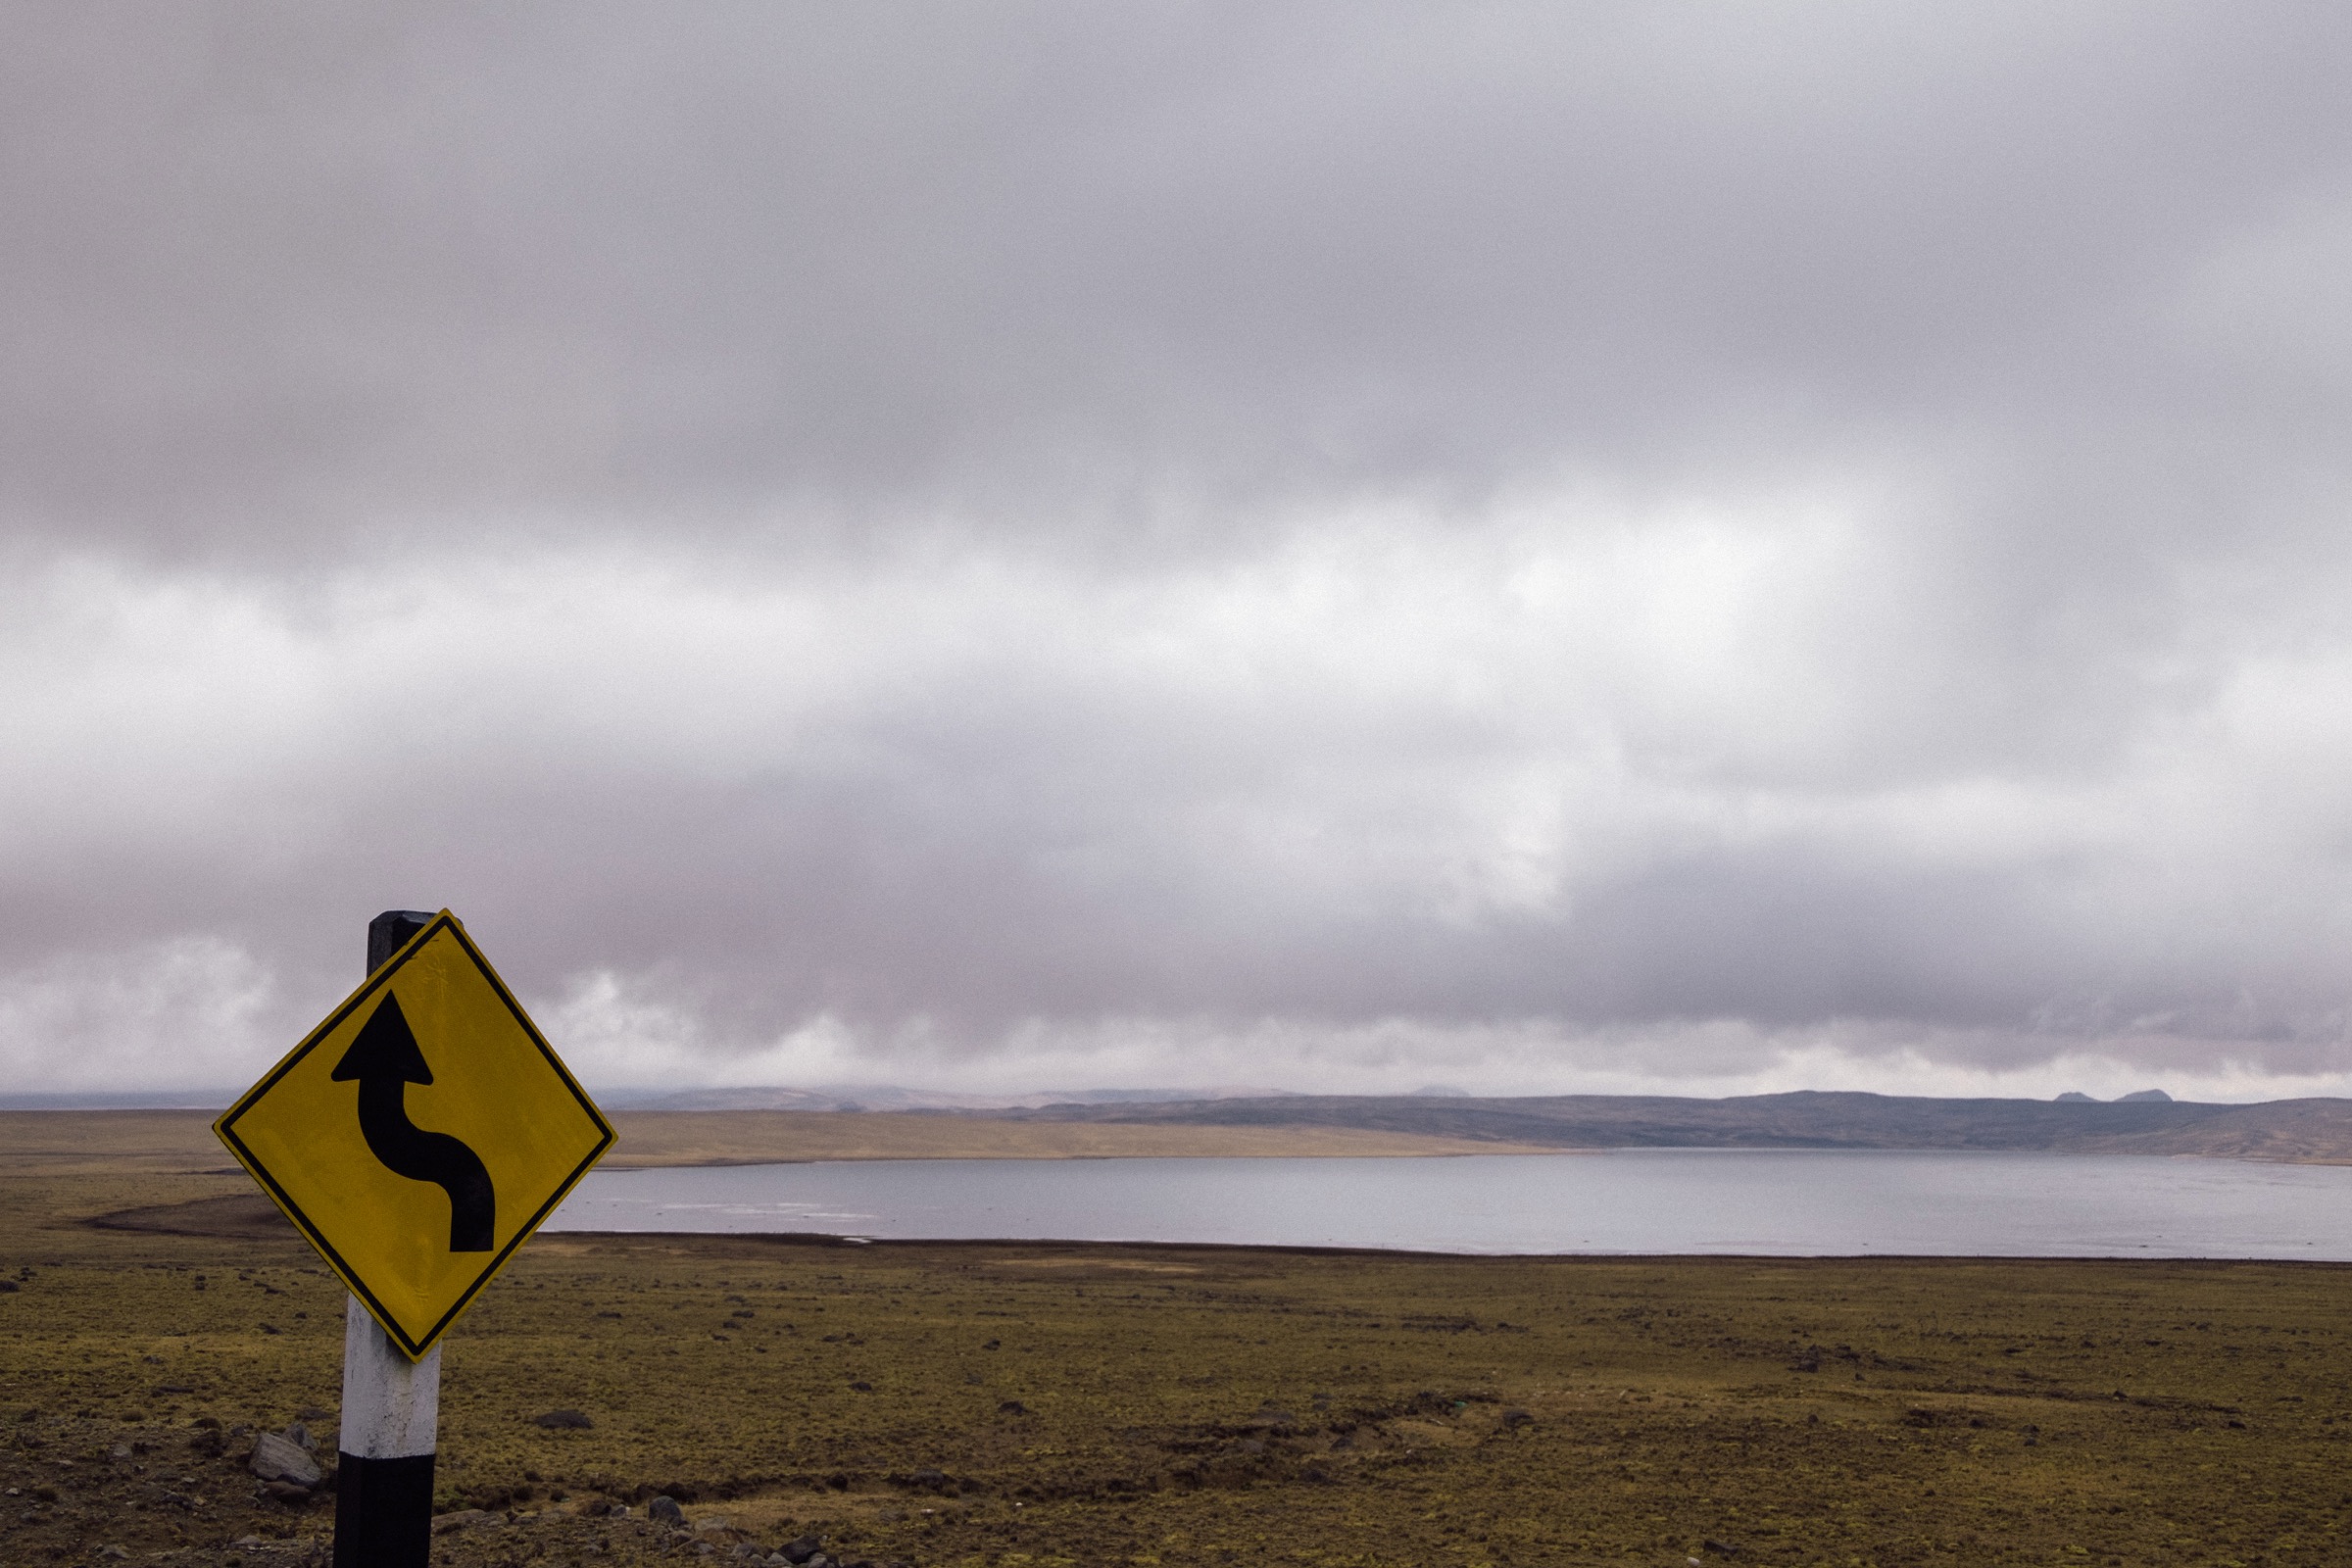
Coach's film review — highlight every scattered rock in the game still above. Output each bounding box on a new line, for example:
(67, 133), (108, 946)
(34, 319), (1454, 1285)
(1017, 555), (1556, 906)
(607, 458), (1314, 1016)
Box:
(431, 1509), (493, 1535)
(249, 1431), (321, 1488)
(1500, 1408), (1533, 1429)
(997, 1400), (1027, 1415)
(152, 1385), (192, 1396)
(531, 1409), (594, 1429)
(848, 1381), (873, 1392)
(906, 1467), (950, 1490)
(780, 1533), (825, 1563)
(649, 1494), (687, 1525)
(297, 1405), (330, 1421)
(1702, 1539), (1740, 1556)
(97, 1546), (128, 1560)
(261, 1480), (313, 1505)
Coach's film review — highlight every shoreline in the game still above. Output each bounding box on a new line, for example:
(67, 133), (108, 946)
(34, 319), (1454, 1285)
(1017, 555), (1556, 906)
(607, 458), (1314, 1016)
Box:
(75, 1190), (2352, 1267)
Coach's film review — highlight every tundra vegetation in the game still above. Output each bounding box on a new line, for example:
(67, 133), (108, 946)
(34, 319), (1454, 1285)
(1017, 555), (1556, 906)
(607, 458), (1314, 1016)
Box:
(3, 1113), (2347, 1567)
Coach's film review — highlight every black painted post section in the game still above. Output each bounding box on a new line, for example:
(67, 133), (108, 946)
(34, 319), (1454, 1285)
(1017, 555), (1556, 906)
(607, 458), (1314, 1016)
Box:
(335, 909), (439, 1568)
(368, 910), (434, 978)
(333, 1450), (435, 1568)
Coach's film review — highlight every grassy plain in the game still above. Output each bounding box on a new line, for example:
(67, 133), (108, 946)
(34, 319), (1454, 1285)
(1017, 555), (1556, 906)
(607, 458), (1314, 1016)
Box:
(4, 1116), (2351, 1568)
(0, 1109), (1555, 1174)
(596, 1111), (1555, 1167)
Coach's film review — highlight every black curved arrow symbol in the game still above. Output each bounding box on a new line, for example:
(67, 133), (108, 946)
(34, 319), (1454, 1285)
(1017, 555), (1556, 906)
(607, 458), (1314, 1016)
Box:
(331, 993), (496, 1251)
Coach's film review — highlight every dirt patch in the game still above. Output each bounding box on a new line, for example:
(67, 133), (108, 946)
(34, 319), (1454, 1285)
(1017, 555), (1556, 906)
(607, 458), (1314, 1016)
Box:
(86, 1192), (294, 1240)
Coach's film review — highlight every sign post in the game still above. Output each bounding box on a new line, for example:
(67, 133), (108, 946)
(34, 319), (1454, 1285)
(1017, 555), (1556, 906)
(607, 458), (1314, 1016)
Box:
(215, 909), (614, 1568)
(335, 911), (444, 1568)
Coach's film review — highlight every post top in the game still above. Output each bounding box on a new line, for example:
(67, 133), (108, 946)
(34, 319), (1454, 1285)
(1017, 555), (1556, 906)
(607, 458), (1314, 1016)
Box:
(368, 910), (437, 975)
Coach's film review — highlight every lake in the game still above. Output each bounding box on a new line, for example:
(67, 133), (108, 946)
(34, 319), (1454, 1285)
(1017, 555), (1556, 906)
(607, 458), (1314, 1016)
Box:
(543, 1150), (2352, 1258)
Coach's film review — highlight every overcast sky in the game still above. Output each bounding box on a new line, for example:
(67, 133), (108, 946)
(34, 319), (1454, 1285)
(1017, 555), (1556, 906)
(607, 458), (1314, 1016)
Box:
(9, 3), (2352, 1102)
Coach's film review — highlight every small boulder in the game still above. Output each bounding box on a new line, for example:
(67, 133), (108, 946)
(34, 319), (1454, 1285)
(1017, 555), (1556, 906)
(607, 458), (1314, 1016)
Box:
(249, 1431), (321, 1488)
(780, 1534), (825, 1564)
(649, 1494), (687, 1525)
(261, 1480), (313, 1505)
(532, 1409), (594, 1430)
(282, 1422), (318, 1451)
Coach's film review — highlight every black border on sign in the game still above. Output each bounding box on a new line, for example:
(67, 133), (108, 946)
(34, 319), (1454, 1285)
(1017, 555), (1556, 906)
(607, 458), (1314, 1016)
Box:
(212, 910), (617, 1359)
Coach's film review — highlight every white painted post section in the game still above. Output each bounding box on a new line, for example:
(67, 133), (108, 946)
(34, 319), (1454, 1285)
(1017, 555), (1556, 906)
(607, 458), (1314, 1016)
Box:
(340, 1295), (440, 1458)
(333, 1295), (442, 1565)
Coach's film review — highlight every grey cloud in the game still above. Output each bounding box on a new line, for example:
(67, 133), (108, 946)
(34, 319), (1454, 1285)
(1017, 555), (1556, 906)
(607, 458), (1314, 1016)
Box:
(6, 5), (2351, 555)
(8, 5), (2352, 1094)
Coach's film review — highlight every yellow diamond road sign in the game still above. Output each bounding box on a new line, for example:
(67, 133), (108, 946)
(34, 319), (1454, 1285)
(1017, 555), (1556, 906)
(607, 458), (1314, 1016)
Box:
(215, 911), (613, 1358)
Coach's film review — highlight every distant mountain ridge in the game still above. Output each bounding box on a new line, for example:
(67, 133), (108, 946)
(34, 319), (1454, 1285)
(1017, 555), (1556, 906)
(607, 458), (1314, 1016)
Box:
(594, 1084), (1298, 1112)
(982, 1090), (2352, 1162)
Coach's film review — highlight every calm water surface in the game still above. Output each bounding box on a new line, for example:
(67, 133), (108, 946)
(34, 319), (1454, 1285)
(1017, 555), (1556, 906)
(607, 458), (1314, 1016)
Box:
(543, 1151), (2352, 1257)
